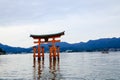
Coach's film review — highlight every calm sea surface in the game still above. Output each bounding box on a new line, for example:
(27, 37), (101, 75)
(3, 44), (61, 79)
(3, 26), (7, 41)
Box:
(0, 52), (120, 80)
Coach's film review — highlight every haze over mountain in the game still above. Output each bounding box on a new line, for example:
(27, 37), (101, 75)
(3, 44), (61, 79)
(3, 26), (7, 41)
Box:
(0, 37), (120, 54)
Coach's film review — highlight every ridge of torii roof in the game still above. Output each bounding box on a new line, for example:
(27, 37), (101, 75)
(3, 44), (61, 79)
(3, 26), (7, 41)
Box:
(30, 31), (65, 39)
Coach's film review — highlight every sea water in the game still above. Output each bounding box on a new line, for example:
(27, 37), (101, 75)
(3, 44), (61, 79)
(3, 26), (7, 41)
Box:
(0, 52), (120, 80)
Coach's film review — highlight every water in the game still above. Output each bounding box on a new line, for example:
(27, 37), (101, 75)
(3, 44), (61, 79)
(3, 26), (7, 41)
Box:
(0, 52), (120, 80)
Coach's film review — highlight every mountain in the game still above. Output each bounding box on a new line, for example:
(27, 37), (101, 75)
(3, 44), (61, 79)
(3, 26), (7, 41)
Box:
(0, 43), (31, 53)
(71, 37), (120, 52)
(0, 47), (6, 55)
(0, 37), (120, 54)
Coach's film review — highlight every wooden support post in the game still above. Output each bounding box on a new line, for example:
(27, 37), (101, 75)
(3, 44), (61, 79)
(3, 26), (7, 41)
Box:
(57, 46), (60, 59)
(49, 46), (52, 59)
(33, 46), (36, 60)
(51, 37), (56, 60)
(33, 57), (36, 67)
(53, 46), (56, 60)
(41, 46), (44, 60)
(38, 39), (41, 60)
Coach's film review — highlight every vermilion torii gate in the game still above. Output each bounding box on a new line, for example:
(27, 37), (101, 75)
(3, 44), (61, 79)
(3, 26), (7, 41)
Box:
(30, 31), (65, 60)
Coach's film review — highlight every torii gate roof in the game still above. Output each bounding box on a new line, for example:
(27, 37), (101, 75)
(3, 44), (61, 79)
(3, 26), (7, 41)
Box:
(30, 31), (65, 39)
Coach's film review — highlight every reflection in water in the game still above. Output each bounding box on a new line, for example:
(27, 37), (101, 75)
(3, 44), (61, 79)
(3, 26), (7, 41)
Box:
(38, 60), (44, 79)
(49, 59), (60, 80)
(33, 58), (60, 80)
(33, 59), (44, 80)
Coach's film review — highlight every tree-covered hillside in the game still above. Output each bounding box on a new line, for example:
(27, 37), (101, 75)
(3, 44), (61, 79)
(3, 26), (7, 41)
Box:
(0, 37), (120, 54)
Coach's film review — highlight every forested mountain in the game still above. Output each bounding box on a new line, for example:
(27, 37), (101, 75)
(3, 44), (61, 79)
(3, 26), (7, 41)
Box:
(0, 37), (120, 54)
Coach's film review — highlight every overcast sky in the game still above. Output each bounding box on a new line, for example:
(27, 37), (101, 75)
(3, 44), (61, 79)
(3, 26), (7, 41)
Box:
(0, 0), (120, 47)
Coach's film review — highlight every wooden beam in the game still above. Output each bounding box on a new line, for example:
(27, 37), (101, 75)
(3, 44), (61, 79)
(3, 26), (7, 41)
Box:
(48, 40), (60, 43)
(34, 41), (46, 44)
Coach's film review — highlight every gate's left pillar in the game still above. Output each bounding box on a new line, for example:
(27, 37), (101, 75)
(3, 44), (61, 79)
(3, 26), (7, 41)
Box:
(41, 46), (45, 60)
(38, 39), (41, 60)
(33, 46), (36, 60)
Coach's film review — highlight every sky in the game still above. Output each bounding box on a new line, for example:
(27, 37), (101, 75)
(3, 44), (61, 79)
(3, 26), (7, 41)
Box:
(0, 0), (120, 48)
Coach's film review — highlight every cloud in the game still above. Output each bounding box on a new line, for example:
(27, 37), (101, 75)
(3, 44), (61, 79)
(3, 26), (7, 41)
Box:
(0, 0), (120, 47)
(0, 1), (104, 25)
(0, 0), (120, 26)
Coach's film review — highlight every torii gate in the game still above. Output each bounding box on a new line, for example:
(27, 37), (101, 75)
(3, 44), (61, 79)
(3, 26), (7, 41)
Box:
(30, 31), (65, 60)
